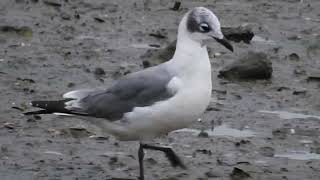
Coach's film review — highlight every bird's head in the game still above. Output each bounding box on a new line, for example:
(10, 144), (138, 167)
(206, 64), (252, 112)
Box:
(181, 7), (233, 52)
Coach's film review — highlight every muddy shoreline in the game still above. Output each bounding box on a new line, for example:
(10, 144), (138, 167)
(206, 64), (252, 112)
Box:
(1, 0), (320, 179)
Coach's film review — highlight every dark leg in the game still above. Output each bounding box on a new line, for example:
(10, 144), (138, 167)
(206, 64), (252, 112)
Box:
(138, 143), (145, 180)
(141, 144), (186, 169)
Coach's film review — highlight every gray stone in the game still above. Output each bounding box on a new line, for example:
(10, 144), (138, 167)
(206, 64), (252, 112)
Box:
(219, 51), (272, 80)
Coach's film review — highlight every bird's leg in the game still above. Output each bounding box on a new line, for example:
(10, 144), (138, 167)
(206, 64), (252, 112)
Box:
(141, 144), (186, 169)
(138, 143), (145, 180)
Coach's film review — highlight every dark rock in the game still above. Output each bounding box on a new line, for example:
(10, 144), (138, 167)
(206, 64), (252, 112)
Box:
(222, 26), (254, 44)
(142, 60), (151, 68)
(171, 1), (181, 11)
(230, 167), (251, 180)
(67, 82), (75, 88)
(288, 53), (300, 61)
(218, 51), (272, 80)
(307, 72), (320, 82)
(259, 146), (275, 157)
(94, 67), (106, 76)
(198, 130), (209, 138)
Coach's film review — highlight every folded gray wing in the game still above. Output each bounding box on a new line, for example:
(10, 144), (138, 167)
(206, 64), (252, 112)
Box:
(67, 66), (175, 120)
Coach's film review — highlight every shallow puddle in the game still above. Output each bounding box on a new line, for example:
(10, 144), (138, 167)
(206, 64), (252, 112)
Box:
(275, 151), (320, 160)
(252, 35), (276, 45)
(259, 110), (320, 120)
(174, 124), (256, 138)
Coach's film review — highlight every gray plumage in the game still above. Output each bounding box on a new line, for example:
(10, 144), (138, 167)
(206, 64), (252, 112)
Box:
(27, 64), (176, 120)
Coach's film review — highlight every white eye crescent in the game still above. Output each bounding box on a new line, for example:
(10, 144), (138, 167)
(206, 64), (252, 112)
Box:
(199, 23), (210, 32)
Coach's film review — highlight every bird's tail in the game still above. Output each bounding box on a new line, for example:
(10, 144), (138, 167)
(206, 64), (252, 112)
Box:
(23, 99), (77, 115)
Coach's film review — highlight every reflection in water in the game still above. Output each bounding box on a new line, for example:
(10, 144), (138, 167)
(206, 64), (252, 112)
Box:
(259, 110), (320, 120)
(275, 151), (320, 160)
(174, 124), (256, 138)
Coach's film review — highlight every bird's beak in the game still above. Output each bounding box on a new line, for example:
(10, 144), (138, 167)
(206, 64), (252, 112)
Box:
(212, 36), (234, 52)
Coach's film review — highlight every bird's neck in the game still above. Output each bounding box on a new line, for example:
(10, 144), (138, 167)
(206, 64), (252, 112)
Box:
(170, 30), (211, 79)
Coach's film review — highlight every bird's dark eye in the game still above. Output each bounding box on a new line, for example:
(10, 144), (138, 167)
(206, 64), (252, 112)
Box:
(199, 23), (210, 32)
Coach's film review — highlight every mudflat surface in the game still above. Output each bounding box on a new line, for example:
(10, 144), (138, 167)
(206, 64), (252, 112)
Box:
(1, 0), (320, 179)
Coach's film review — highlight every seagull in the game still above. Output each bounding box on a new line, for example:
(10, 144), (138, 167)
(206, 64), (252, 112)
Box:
(24, 7), (233, 180)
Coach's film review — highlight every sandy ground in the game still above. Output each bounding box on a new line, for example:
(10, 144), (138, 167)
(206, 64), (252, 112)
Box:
(1, 0), (320, 179)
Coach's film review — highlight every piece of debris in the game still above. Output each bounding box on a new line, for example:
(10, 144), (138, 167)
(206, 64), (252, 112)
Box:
(89, 135), (109, 141)
(149, 32), (167, 39)
(11, 106), (24, 111)
(230, 167), (251, 180)
(307, 71), (320, 82)
(171, 1), (181, 11)
(3, 122), (15, 129)
(149, 44), (161, 48)
(0, 26), (33, 37)
(293, 88), (307, 95)
(218, 51), (272, 80)
(43, 0), (62, 7)
(94, 17), (105, 23)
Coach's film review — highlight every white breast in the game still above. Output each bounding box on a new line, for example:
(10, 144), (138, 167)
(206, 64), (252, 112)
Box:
(122, 56), (212, 140)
